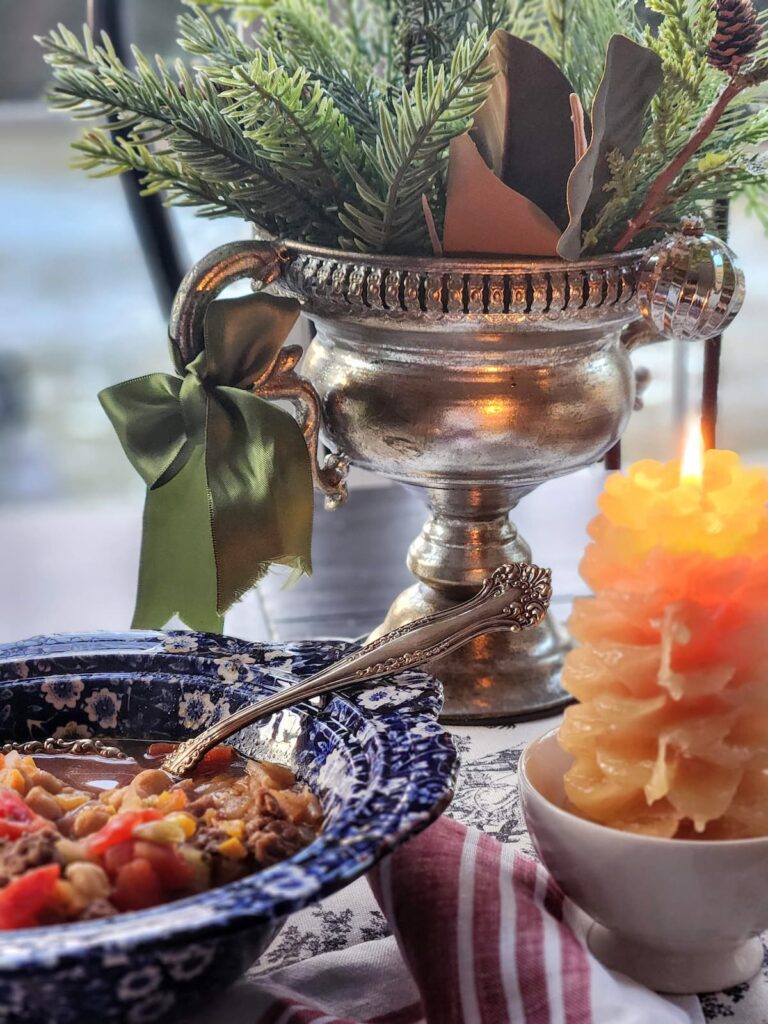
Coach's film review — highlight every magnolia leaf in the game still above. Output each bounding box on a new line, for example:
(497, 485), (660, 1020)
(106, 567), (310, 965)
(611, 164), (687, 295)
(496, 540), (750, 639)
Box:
(443, 134), (561, 256)
(471, 30), (580, 231)
(558, 34), (663, 260)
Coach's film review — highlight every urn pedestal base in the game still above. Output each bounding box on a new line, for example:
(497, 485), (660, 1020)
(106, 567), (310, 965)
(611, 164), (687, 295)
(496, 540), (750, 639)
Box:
(368, 494), (572, 723)
(371, 581), (571, 722)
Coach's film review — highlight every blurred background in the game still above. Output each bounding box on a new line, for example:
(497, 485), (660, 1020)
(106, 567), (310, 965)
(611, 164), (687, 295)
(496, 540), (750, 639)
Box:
(1, 1), (766, 641)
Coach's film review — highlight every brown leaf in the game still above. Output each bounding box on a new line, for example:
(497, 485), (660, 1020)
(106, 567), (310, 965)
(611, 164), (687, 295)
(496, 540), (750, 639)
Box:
(442, 134), (561, 256)
(557, 35), (663, 259)
(471, 30), (580, 231)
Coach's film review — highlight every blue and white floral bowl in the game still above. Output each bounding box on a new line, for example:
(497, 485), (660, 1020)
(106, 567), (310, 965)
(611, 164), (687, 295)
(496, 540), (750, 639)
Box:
(0, 630), (459, 1024)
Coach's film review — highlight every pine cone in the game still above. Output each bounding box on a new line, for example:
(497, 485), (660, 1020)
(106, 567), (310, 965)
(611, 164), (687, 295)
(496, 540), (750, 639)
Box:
(708, 0), (763, 72)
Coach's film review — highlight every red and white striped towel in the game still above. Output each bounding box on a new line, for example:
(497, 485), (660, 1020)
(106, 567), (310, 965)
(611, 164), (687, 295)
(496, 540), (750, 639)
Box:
(210, 817), (703, 1024)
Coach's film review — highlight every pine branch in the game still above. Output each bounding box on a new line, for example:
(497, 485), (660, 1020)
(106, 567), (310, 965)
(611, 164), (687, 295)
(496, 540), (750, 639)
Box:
(340, 31), (494, 252)
(180, 4), (383, 144)
(184, 0), (276, 19)
(392, 0), (479, 86)
(215, 51), (361, 206)
(37, 24), (339, 239)
(177, 9), (254, 67)
(259, 0), (384, 142)
(38, 1), (768, 255)
(72, 129), (286, 231)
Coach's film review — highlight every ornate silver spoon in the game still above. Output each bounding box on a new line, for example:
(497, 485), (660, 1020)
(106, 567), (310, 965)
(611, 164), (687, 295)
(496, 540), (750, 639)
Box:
(162, 562), (551, 775)
(4, 563), (551, 777)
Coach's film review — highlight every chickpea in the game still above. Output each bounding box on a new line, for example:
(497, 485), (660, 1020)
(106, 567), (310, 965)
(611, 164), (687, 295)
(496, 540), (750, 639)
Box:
(131, 769), (173, 799)
(72, 804), (111, 838)
(65, 862), (111, 903)
(25, 785), (63, 820)
(55, 838), (88, 865)
(27, 767), (64, 794)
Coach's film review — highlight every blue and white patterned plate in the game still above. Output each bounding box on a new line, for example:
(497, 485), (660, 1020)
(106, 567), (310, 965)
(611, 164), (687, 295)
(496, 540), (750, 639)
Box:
(0, 630), (459, 1024)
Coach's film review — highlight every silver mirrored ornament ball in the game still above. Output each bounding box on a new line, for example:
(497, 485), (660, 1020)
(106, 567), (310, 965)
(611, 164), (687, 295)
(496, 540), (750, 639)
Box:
(636, 216), (745, 341)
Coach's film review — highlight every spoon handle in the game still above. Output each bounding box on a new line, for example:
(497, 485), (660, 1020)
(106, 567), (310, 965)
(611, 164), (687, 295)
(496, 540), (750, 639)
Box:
(162, 563), (551, 776)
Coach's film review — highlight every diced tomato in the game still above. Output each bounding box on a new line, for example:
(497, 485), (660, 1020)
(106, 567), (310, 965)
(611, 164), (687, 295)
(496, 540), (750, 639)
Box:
(147, 742), (236, 771)
(102, 840), (135, 878)
(198, 745), (235, 770)
(0, 864), (61, 930)
(0, 787), (48, 840)
(147, 743), (176, 757)
(112, 858), (164, 912)
(134, 840), (194, 891)
(86, 809), (162, 857)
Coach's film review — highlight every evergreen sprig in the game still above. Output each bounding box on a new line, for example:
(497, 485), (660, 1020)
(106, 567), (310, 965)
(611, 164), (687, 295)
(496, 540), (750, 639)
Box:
(217, 52), (361, 205)
(258, 0), (384, 142)
(39, 23), (339, 241)
(340, 31), (494, 252)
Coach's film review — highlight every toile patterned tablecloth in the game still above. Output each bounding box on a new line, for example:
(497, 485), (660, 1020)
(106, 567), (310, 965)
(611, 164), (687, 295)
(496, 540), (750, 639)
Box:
(196, 719), (768, 1024)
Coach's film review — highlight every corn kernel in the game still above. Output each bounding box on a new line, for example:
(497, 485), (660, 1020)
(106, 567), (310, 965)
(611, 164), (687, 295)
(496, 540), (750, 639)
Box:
(156, 789), (188, 813)
(217, 837), (247, 860)
(221, 819), (245, 840)
(165, 812), (197, 838)
(56, 792), (90, 812)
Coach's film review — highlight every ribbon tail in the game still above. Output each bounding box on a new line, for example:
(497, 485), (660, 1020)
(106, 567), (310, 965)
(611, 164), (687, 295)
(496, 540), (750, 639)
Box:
(131, 446), (223, 633)
(207, 388), (314, 616)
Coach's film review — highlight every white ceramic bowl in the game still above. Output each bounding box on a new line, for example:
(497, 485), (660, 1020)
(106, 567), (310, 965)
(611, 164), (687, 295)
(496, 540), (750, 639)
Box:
(519, 727), (768, 994)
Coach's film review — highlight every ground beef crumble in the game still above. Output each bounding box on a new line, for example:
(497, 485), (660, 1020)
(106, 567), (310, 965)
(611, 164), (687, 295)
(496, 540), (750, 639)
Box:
(0, 830), (58, 887)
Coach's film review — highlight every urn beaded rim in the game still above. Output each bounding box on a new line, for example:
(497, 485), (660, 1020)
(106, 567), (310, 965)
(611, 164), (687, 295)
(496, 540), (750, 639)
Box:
(273, 241), (647, 328)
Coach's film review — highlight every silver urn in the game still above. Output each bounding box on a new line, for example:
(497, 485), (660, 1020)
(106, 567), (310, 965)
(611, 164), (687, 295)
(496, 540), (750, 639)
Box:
(171, 240), (665, 723)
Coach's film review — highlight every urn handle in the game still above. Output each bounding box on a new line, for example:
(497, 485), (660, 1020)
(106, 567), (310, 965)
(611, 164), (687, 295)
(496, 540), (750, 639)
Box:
(168, 240), (349, 509)
(633, 219), (745, 343)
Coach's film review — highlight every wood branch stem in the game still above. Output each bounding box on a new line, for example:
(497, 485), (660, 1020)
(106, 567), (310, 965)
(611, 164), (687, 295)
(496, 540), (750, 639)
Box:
(613, 74), (745, 252)
(570, 93), (588, 163)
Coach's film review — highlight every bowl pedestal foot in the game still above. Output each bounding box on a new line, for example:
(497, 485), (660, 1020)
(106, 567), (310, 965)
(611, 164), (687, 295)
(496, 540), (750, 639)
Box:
(588, 923), (763, 994)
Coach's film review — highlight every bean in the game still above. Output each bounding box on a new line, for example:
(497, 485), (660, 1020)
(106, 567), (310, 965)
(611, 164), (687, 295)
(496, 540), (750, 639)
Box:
(55, 838), (88, 864)
(72, 804), (111, 838)
(131, 769), (173, 799)
(65, 862), (111, 902)
(27, 768), (64, 794)
(25, 785), (64, 820)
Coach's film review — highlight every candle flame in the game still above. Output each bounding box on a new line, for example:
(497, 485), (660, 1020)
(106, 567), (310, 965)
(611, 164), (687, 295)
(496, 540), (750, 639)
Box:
(680, 418), (705, 484)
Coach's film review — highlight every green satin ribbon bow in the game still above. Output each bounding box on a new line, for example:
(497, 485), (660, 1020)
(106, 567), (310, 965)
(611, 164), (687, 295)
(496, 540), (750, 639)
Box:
(99, 292), (312, 633)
